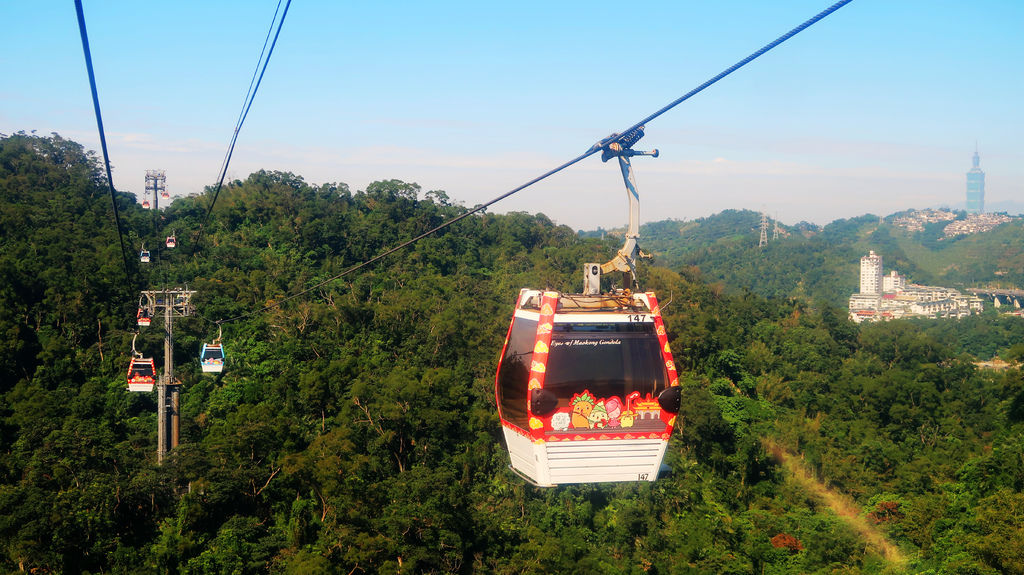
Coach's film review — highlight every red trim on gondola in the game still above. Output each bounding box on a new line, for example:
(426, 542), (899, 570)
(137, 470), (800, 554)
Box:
(648, 292), (679, 388)
(502, 422), (531, 437)
(126, 358), (156, 384)
(648, 292), (681, 432)
(498, 291), (682, 442)
(526, 291), (558, 441)
(546, 431), (671, 442)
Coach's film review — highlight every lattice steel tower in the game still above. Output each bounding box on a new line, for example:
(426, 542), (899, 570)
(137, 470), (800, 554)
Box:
(138, 288), (196, 463)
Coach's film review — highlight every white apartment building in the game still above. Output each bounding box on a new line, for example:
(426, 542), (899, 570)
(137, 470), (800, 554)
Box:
(860, 250), (883, 294)
(882, 270), (905, 292)
(848, 250), (984, 323)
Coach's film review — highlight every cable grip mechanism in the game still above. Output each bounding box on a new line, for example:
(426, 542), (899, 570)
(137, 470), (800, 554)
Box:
(592, 125), (659, 162)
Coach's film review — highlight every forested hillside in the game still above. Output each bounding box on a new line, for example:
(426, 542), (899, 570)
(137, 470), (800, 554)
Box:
(3, 133), (1024, 574)
(629, 210), (1024, 306)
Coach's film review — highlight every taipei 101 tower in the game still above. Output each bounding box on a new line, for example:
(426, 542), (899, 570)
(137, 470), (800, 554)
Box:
(966, 145), (985, 214)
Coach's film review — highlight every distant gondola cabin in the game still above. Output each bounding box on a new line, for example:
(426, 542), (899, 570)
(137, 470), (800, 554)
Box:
(140, 249), (150, 263)
(495, 289), (681, 486)
(136, 307), (152, 327)
(127, 357), (156, 392)
(165, 236), (176, 248)
(200, 343), (225, 373)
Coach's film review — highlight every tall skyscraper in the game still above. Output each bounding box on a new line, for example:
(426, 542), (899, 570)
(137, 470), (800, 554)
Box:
(966, 146), (985, 214)
(860, 250), (883, 294)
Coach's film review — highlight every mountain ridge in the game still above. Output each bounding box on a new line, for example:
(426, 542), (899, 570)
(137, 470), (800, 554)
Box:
(584, 208), (1024, 305)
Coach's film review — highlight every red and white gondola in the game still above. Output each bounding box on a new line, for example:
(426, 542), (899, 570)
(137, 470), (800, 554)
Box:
(494, 127), (682, 486)
(495, 289), (680, 485)
(127, 356), (156, 392)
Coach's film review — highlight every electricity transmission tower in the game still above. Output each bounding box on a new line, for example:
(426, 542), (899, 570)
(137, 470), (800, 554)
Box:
(759, 212), (769, 247)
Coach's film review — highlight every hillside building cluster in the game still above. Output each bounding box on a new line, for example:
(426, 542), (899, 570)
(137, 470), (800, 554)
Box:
(848, 250), (984, 323)
(890, 209), (1015, 237)
(943, 212), (1015, 237)
(888, 150), (1015, 238)
(891, 209), (957, 232)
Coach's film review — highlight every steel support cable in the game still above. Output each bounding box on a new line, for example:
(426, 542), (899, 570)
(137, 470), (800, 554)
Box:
(603, 0), (854, 150)
(191, 0), (292, 257)
(215, 153), (593, 324)
(211, 0), (284, 212)
(214, 0), (854, 324)
(74, 0), (133, 288)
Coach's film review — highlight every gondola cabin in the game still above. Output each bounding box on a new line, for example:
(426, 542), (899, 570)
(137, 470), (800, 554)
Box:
(142, 199), (151, 209)
(495, 289), (681, 486)
(160, 189), (169, 199)
(127, 357), (156, 392)
(136, 307), (152, 327)
(165, 235), (176, 248)
(139, 249), (150, 263)
(200, 343), (225, 373)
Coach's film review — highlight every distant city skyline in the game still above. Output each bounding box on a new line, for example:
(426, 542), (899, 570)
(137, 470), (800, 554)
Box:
(2, 1), (1022, 230)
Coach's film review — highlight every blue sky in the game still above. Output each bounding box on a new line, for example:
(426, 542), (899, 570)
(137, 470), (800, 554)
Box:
(2, 1), (1021, 230)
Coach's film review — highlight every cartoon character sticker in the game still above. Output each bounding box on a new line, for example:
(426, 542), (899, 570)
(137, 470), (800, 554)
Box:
(605, 396), (623, 427)
(551, 411), (571, 431)
(588, 401), (609, 429)
(546, 390), (664, 436)
(570, 391), (596, 428)
(619, 410), (635, 428)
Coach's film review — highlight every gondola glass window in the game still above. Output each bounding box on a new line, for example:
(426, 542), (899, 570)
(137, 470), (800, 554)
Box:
(496, 318), (536, 430)
(544, 323), (668, 409)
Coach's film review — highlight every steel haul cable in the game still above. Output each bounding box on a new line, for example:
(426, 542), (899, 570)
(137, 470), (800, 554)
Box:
(74, 0), (133, 288)
(610, 0), (854, 147)
(213, 0), (284, 194)
(192, 0), (293, 257)
(213, 0), (855, 325)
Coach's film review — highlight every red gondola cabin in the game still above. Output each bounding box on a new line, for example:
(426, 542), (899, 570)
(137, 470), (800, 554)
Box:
(127, 357), (156, 392)
(136, 307), (152, 327)
(495, 289), (681, 486)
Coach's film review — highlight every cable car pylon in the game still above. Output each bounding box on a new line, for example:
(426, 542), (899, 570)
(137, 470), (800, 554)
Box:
(133, 287), (196, 463)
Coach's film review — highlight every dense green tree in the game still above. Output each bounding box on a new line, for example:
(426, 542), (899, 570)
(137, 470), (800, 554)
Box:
(4, 133), (1024, 573)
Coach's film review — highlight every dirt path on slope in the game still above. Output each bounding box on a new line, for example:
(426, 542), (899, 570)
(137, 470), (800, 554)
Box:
(763, 438), (907, 566)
